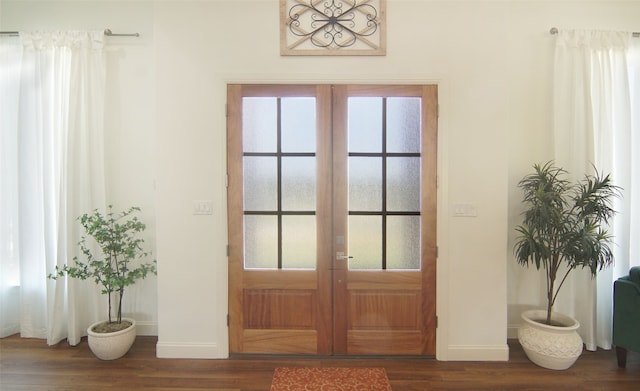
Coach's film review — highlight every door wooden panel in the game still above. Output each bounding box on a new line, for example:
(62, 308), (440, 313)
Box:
(243, 290), (316, 329)
(228, 84), (437, 356)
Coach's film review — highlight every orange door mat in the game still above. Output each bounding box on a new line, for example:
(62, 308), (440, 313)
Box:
(270, 367), (393, 391)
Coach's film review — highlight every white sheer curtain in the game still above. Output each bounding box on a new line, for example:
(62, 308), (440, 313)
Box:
(0, 31), (107, 345)
(553, 30), (640, 351)
(0, 35), (23, 339)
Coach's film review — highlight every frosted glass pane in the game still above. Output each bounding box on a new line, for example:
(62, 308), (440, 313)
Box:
(387, 97), (421, 153)
(349, 157), (381, 211)
(244, 157), (277, 211)
(387, 216), (420, 270)
(348, 216), (382, 270)
(282, 98), (316, 153)
(244, 215), (278, 269)
(387, 157), (420, 212)
(282, 216), (316, 270)
(348, 97), (382, 152)
(243, 98), (277, 152)
(282, 157), (316, 211)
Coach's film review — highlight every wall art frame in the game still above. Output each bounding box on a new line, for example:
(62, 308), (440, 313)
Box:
(280, 0), (386, 56)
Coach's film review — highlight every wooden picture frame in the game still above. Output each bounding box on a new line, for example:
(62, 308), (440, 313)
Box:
(280, 0), (386, 56)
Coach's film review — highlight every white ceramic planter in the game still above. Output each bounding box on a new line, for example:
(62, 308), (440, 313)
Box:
(518, 309), (583, 370)
(87, 318), (137, 360)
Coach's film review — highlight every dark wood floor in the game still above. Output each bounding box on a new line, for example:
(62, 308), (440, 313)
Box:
(1, 335), (638, 390)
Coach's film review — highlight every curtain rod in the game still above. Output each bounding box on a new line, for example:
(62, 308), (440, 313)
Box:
(550, 27), (640, 38)
(104, 29), (139, 37)
(0, 29), (140, 37)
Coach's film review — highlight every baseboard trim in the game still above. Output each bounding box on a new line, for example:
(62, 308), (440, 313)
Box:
(445, 344), (510, 361)
(155, 340), (509, 361)
(156, 341), (225, 359)
(135, 321), (158, 336)
(508, 324), (519, 340)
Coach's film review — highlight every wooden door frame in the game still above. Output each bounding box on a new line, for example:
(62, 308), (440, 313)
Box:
(227, 83), (438, 356)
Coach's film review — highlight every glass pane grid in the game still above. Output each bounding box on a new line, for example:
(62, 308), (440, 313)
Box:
(347, 96), (422, 271)
(242, 97), (317, 270)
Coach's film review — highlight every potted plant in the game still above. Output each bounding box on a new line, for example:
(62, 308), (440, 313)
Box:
(514, 162), (620, 370)
(49, 205), (157, 360)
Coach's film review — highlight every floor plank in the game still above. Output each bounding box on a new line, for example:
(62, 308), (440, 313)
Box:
(1, 335), (638, 390)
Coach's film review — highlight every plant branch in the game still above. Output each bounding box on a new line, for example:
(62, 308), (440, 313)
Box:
(550, 263), (575, 310)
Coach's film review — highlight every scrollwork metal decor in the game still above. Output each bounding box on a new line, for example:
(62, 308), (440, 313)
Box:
(280, 0), (386, 56)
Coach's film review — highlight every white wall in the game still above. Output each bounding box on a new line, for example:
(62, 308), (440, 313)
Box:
(3, 0), (639, 360)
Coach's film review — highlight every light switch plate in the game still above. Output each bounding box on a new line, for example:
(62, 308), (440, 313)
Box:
(453, 203), (477, 217)
(193, 200), (213, 215)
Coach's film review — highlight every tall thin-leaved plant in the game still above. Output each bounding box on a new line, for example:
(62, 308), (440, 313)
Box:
(514, 162), (620, 325)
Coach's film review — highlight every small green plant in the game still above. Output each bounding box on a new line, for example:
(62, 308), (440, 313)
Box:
(49, 206), (157, 329)
(514, 162), (620, 325)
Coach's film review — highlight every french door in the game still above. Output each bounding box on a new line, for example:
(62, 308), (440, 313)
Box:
(227, 84), (437, 355)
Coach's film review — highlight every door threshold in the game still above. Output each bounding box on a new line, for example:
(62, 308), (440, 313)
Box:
(229, 353), (436, 360)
